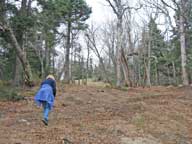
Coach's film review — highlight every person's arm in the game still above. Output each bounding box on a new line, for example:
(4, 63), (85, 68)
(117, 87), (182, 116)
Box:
(53, 81), (56, 97)
(40, 80), (44, 87)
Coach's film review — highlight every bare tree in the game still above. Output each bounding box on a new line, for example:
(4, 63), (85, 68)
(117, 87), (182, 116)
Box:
(101, 21), (116, 71)
(105, 0), (128, 87)
(105, 0), (141, 87)
(85, 26), (111, 84)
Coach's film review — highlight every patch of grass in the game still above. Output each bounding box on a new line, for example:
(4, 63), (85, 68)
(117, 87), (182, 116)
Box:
(132, 114), (145, 129)
(87, 81), (111, 88)
(138, 93), (163, 101)
(140, 93), (161, 97)
(21, 90), (36, 97)
(113, 86), (129, 91)
(0, 80), (11, 87)
(0, 86), (25, 101)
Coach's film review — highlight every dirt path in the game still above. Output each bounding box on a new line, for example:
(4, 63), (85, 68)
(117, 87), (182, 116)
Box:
(0, 85), (192, 144)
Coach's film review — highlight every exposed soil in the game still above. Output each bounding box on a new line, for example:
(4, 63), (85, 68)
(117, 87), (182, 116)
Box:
(0, 84), (192, 144)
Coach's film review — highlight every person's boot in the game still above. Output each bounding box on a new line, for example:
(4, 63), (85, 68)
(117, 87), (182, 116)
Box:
(42, 118), (48, 126)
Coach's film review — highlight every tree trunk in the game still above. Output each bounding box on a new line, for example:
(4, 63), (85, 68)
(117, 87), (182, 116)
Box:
(6, 25), (33, 85)
(138, 60), (142, 86)
(13, 35), (23, 86)
(167, 65), (170, 85)
(172, 61), (177, 85)
(90, 58), (93, 78)
(116, 18), (123, 87)
(81, 57), (86, 85)
(13, 56), (22, 86)
(64, 20), (71, 84)
(29, 41), (44, 78)
(0, 0), (5, 21)
(121, 49), (131, 86)
(70, 33), (75, 83)
(86, 41), (90, 85)
(155, 63), (158, 85)
(179, 2), (189, 85)
(146, 32), (151, 87)
(13, 0), (30, 86)
(143, 55), (147, 87)
(41, 59), (44, 78)
(44, 36), (51, 77)
(78, 55), (81, 85)
(1, 0), (33, 86)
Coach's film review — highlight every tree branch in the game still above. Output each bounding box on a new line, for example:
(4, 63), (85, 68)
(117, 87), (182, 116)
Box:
(143, 0), (175, 30)
(122, 4), (143, 17)
(171, 0), (180, 10)
(160, 0), (177, 11)
(105, 0), (119, 17)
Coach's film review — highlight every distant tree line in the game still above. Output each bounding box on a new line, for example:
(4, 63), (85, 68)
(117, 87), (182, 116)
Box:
(0, 0), (192, 88)
(85, 0), (192, 87)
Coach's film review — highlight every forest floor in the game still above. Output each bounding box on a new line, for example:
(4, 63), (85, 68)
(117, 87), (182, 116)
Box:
(0, 83), (192, 144)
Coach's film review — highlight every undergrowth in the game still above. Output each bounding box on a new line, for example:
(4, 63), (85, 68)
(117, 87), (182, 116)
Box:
(0, 86), (25, 101)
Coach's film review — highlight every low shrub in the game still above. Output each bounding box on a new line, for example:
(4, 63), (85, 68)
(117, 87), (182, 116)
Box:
(0, 86), (25, 101)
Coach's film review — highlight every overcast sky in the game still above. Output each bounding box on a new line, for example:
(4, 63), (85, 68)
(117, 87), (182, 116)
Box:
(85, 0), (175, 34)
(85, 0), (115, 25)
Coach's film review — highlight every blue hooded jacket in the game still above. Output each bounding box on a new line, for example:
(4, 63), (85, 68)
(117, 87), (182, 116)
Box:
(34, 78), (56, 109)
(41, 78), (56, 97)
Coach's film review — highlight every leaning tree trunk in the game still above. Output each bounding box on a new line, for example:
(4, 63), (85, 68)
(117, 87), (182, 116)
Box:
(7, 25), (33, 85)
(12, 0), (32, 86)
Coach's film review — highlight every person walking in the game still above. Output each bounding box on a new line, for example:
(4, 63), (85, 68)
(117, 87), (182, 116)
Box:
(34, 75), (56, 126)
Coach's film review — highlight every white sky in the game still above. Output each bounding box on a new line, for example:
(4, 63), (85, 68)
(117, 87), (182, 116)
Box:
(85, 0), (115, 25)
(85, 0), (175, 29)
